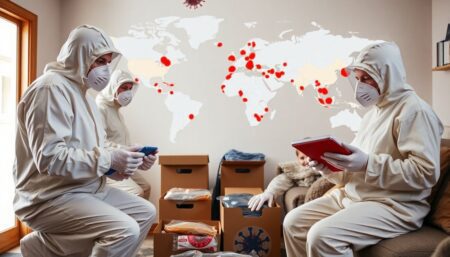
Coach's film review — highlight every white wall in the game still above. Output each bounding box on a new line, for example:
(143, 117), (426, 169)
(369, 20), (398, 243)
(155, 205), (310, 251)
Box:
(36, 0), (432, 209)
(432, 0), (450, 138)
(11, 0), (61, 75)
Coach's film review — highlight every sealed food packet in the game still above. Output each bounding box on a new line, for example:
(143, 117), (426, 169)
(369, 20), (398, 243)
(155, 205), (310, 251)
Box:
(164, 220), (217, 237)
(164, 188), (212, 201)
(170, 250), (254, 257)
(173, 235), (217, 252)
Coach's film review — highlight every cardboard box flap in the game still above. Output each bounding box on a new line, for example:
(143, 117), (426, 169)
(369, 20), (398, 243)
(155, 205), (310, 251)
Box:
(224, 187), (263, 195)
(221, 160), (265, 166)
(159, 155), (209, 165)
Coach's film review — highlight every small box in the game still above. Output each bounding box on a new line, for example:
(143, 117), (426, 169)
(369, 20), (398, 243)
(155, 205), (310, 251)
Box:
(154, 219), (221, 257)
(220, 160), (265, 195)
(159, 197), (212, 221)
(159, 155), (209, 194)
(221, 187), (281, 257)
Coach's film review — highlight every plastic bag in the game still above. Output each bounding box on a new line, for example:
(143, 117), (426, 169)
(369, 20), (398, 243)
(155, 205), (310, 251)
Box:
(164, 188), (211, 201)
(164, 220), (217, 237)
(173, 235), (217, 252)
(170, 250), (254, 257)
(219, 193), (254, 208)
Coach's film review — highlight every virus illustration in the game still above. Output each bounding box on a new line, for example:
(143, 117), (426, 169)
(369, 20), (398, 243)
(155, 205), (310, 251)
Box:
(234, 226), (271, 257)
(184, 0), (205, 9)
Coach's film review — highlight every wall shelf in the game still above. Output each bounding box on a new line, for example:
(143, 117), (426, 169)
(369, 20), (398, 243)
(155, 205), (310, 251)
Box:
(432, 64), (450, 71)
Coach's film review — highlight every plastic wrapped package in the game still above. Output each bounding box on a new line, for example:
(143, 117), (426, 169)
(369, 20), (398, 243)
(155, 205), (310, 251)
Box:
(164, 220), (217, 237)
(173, 235), (217, 252)
(170, 250), (255, 257)
(164, 188), (212, 201)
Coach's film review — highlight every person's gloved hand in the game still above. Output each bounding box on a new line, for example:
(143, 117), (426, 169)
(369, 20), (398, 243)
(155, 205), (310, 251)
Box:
(110, 148), (144, 174)
(308, 160), (333, 176)
(248, 192), (275, 211)
(322, 143), (368, 172)
(139, 154), (157, 170)
(107, 171), (131, 181)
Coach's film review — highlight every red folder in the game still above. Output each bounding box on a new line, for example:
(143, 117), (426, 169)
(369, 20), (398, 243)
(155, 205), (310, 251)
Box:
(292, 136), (352, 172)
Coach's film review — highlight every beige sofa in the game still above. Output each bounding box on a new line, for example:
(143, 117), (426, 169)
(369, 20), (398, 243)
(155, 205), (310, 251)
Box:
(281, 143), (450, 257)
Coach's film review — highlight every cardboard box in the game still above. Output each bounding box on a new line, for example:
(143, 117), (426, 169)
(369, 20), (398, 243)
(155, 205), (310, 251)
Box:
(154, 219), (221, 257)
(220, 160), (265, 195)
(159, 155), (209, 194)
(221, 187), (281, 257)
(159, 197), (212, 221)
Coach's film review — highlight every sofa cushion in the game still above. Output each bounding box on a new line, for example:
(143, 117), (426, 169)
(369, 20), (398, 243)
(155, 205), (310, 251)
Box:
(283, 186), (308, 212)
(304, 177), (335, 203)
(359, 226), (448, 257)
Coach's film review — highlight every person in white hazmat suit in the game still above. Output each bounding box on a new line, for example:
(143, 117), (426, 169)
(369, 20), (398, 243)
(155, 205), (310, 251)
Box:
(283, 42), (443, 257)
(96, 70), (153, 199)
(13, 25), (156, 257)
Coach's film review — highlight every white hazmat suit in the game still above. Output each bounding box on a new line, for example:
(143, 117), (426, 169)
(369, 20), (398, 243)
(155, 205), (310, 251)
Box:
(96, 70), (151, 199)
(13, 25), (156, 257)
(283, 42), (444, 257)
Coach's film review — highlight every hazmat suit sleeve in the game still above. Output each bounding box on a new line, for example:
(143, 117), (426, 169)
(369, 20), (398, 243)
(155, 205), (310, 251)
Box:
(25, 85), (111, 179)
(365, 110), (441, 191)
(265, 174), (295, 197)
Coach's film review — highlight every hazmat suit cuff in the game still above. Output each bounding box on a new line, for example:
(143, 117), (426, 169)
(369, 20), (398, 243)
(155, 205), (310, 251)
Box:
(94, 147), (112, 176)
(365, 154), (380, 183)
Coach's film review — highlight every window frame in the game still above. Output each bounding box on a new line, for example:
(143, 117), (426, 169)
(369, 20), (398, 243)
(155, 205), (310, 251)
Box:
(0, 0), (37, 253)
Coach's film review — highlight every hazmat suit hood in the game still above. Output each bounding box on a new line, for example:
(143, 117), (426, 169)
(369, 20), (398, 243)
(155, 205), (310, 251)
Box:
(96, 70), (139, 108)
(349, 42), (414, 108)
(44, 25), (121, 88)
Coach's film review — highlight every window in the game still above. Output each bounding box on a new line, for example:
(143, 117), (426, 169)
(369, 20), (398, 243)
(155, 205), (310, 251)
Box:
(0, 1), (36, 253)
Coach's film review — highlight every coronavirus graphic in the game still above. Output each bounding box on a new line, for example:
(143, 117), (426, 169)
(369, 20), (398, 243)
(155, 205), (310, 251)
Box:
(234, 226), (271, 257)
(184, 0), (205, 9)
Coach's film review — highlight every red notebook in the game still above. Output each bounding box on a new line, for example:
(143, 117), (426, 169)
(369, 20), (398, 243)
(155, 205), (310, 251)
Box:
(292, 136), (352, 172)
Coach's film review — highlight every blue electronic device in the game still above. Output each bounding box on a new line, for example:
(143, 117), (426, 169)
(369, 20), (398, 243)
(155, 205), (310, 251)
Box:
(105, 146), (158, 175)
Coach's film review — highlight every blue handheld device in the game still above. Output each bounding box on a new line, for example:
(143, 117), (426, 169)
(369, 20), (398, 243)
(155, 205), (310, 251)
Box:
(105, 146), (158, 175)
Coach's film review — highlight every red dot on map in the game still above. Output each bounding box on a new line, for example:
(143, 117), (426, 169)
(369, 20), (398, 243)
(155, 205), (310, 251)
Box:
(249, 52), (256, 60)
(264, 107), (269, 112)
(283, 62), (288, 67)
(157, 89), (162, 94)
(245, 57), (249, 61)
(340, 68), (349, 77)
(216, 42), (223, 47)
(221, 85), (226, 90)
(300, 86), (305, 91)
(325, 97), (333, 104)
(265, 75), (270, 79)
(134, 78), (140, 83)
(238, 90), (244, 97)
(252, 41), (256, 48)
(275, 72), (283, 78)
(226, 74), (232, 80)
(315, 80), (321, 86)
(188, 114), (195, 120)
(268, 69), (275, 74)
(318, 98), (324, 104)
(246, 60), (254, 70)
(321, 88), (329, 95)
(228, 66), (236, 73)
(254, 114), (261, 122)
(290, 79), (295, 83)
(160, 56), (171, 67)
(242, 98), (248, 102)
(256, 64), (262, 69)
(228, 55), (236, 62)
(154, 83), (158, 87)
(169, 91), (174, 95)
(247, 42), (251, 46)
(240, 49), (246, 55)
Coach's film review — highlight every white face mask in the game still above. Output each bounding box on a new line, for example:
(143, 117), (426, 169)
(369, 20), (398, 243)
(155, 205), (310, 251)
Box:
(86, 65), (111, 91)
(116, 90), (133, 106)
(355, 81), (380, 107)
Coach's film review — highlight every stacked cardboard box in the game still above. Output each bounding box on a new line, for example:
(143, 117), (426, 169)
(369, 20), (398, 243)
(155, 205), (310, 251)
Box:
(158, 155), (211, 220)
(154, 220), (221, 257)
(219, 158), (281, 257)
(221, 187), (281, 257)
(220, 160), (265, 195)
